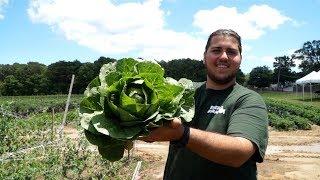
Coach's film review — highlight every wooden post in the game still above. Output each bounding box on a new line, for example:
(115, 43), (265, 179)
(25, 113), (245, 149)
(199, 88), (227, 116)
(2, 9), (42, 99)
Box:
(131, 161), (142, 180)
(302, 84), (305, 101)
(59, 74), (75, 139)
(310, 83), (312, 102)
(51, 108), (55, 141)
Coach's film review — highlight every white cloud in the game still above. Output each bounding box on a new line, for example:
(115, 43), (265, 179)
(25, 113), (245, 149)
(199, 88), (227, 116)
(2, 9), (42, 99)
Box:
(246, 55), (274, 63)
(241, 54), (275, 73)
(193, 4), (291, 40)
(28, 0), (205, 61)
(27, 1), (291, 62)
(0, 0), (9, 20)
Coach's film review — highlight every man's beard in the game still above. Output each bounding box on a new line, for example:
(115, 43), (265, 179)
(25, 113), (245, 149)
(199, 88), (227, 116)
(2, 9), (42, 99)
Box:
(207, 69), (238, 85)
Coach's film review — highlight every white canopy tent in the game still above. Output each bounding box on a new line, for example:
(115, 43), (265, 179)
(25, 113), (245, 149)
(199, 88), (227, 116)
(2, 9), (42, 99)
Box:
(295, 71), (320, 101)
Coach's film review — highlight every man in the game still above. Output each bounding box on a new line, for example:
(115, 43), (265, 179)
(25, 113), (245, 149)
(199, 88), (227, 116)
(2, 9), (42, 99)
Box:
(141, 29), (268, 179)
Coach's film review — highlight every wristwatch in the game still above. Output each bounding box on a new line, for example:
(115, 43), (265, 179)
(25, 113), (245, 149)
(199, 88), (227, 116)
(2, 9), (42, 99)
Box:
(171, 125), (190, 148)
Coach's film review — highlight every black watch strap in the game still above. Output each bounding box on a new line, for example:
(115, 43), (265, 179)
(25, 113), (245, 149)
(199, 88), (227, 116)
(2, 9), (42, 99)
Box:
(171, 125), (190, 148)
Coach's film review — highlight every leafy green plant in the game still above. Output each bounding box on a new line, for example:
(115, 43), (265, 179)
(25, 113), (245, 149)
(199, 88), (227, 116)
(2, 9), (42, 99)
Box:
(265, 97), (320, 125)
(268, 113), (295, 131)
(80, 58), (195, 161)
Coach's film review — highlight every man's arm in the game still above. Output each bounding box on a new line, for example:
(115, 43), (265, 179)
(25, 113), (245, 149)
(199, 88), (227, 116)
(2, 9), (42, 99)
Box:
(140, 118), (256, 168)
(187, 127), (255, 167)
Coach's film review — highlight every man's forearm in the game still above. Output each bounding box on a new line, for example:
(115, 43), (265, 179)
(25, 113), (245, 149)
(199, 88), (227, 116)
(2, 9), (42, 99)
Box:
(186, 127), (255, 168)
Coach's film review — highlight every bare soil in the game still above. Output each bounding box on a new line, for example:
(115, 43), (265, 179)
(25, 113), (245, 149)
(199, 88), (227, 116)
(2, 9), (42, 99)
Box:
(133, 125), (320, 180)
(63, 125), (320, 179)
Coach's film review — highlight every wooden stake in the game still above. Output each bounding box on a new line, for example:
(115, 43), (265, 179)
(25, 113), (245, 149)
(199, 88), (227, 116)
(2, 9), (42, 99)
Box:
(58, 74), (75, 139)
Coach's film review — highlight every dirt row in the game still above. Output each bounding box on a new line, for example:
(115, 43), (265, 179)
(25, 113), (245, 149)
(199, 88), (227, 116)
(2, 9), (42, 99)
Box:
(133, 125), (320, 180)
(63, 125), (320, 179)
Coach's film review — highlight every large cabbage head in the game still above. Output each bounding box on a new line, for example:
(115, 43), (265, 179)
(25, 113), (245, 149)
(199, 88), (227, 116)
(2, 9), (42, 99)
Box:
(79, 58), (195, 161)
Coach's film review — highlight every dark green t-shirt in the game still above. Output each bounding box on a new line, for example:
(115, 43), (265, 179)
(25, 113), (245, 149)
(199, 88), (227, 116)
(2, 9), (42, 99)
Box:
(163, 83), (268, 180)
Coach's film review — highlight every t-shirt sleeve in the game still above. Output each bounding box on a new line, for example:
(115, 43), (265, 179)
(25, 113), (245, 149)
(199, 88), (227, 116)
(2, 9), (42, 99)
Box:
(227, 92), (269, 163)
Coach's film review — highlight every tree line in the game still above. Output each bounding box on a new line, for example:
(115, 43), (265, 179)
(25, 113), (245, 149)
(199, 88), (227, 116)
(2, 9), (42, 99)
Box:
(0, 40), (318, 96)
(247, 40), (320, 89)
(0, 57), (247, 96)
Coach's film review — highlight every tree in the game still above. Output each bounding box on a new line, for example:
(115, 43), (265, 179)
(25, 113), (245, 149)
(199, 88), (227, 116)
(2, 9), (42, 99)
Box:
(273, 56), (296, 90)
(292, 40), (320, 75)
(46, 60), (82, 94)
(1, 75), (23, 96)
(159, 58), (206, 82)
(247, 66), (273, 89)
(0, 64), (15, 81)
(76, 62), (96, 94)
(0, 62), (48, 95)
(236, 69), (246, 85)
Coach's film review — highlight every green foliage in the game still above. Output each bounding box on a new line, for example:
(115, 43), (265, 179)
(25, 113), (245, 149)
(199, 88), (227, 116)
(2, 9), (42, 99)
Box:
(0, 57), (206, 96)
(0, 134), (142, 179)
(0, 95), (82, 117)
(0, 62), (49, 95)
(268, 113), (295, 131)
(75, 62), (96, 94)
(159, 58), (207, 82)
(0, 95), (147, 179)
(273, 56), (297, 88)
(0, 110), (79, 154)
(236, 69), (246, 85)
(263, 95), (320, 131)
(265, 97), (320, 125)
(46, 60), (82, 94)
(247, 66), (273, 88)
(80, 58), (195, 161)
(292, 40), (320, 75)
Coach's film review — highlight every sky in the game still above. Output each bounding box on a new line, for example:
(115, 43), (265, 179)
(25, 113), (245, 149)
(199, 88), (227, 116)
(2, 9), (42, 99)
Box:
(0, 0), (319, 74)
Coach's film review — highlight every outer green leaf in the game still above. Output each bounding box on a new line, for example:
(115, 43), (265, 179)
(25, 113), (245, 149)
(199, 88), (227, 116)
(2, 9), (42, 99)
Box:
(178, 106), (195, 123)
(156, 83), (184, 112)
(136, 61), (164, 76)
(88, 76), (101, 89)
(105, 71), (122, 86)
(98, 145), (125, 162)
(84, 129), (125, 147)
(91, 113), (141, 139)
(178, 78), (194, 90)
(99, 62), (117, 87)
(79, 95), (103, 114)
(80, 112), (102, 133)
(119, 110), (159, 126)
(84, 77), (101, 97)
(116, 58), (139, 76)
(139, 73), (164, 86)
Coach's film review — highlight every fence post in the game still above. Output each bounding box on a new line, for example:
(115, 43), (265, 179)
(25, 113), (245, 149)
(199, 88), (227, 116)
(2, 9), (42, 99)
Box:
(131, 161), (142, 180)
(58, 74), (75, 139)
(51, 108), (55, 141)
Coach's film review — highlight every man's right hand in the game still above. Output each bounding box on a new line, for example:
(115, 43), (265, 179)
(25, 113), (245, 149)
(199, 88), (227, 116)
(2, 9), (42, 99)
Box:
(138, 117), (184, 142)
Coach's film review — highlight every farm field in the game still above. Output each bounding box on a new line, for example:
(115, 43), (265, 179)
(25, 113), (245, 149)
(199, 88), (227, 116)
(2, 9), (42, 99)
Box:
(1, 92), (320, 179)
(260, 91), (320, 107)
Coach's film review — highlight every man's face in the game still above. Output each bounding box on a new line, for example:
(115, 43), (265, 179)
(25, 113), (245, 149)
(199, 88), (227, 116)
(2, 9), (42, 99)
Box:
(203, 35), (242, 85)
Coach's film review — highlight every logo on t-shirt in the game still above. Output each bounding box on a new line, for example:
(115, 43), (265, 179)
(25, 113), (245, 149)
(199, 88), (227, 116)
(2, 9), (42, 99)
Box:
(207, 105), (226, 114)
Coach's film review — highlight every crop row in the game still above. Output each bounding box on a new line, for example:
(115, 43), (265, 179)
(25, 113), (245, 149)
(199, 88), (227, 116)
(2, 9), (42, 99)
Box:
(0, 110), (79, 155)
(0, 95), (82, 117)
(268, 113), (311, 131)
(265, 97), (320, 130)
(265, 97), (320, 125)
(0, 134), (142, 179)
(0, 109), (146, 179)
